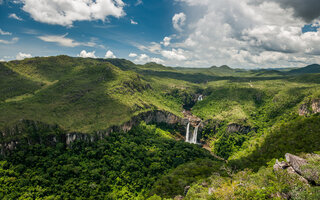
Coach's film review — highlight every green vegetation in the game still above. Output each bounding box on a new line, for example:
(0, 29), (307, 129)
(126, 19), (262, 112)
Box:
(0, 123), (216, 199)
(1, 56), (320, 199)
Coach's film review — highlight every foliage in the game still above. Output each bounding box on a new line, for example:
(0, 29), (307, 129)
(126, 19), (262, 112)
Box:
(0, 123), (215, 199)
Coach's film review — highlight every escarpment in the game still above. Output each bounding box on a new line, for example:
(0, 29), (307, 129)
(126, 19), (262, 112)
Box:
(0, 110), (189, 155)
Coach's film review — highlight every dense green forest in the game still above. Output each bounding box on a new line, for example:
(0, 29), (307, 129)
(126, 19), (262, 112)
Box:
(1, 56), (320, 199)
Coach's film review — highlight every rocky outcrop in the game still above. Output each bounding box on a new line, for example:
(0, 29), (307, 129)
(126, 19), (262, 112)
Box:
(312, 99), (320, 114)
(1, 110), (187, 155)
(107, 110), (188, 133)
(299, 104), (311, 116)
(274, 153), (320, 186)
(285, 153), (308, 175)
(227, 123), (252, 134)
(299, 99), (320, 116)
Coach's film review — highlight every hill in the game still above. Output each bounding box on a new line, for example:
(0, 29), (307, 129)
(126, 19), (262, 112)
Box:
(1, 56), (320, 199)
(288, 64), (320, 74)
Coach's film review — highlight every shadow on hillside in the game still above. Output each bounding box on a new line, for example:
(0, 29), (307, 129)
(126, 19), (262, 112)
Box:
(137, 70), (287, 83)
(229, 116), (320, 171)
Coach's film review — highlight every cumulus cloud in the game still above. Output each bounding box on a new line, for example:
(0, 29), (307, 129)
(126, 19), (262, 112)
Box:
(38, 34), (95, 47)
(105, 50), (116, 58)
(168, 0), (320, 68)
(0, 29), (12, 35)
(77, 50), (96, 58)
(134, 54), (164, 64)
(172, 12), (186, 31)
(130, 19), (138, 25)
(254, 0), (320, 23)
(129, 53), (137, 57)
(161, 37), (171, 47)
(161, 48), (187, 61)
(0, 37), (19, 44)
(9, 13), (23, 21)
(16, 52), (32, 60)
(21, 0), (125, 26)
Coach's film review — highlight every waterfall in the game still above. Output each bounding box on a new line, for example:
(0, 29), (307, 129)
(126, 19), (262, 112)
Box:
(191, 125), (199, 144)
(185, 122), (190, 142)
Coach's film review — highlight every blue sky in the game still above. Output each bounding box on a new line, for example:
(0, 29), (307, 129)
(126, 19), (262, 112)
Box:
(0, 0), (182, 61)
(1, 0), (320, 68)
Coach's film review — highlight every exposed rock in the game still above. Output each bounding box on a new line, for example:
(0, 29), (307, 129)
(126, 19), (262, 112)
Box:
(208, 187), (215, 195)
(201, 181), (208, 187)
(1, 110), (187, 155)
(273, 159), (289, 171)
(271, 192), (290, 199)
(227, 123), (251, 134)
(312, 99), (320, 114)
(184, 186), (191, 196)
(282, 153), (320, 185)
(174, 195), (184, 200)
(285, 153), (308, 175)
(299, 104), (311, 116)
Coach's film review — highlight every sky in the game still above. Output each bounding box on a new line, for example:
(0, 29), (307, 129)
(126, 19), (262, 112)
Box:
(0, 0), (320, 68)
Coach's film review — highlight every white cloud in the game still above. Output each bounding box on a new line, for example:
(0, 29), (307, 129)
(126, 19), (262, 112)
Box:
(21, 0), (125, 26)
(137, 42), (162, 54)
(38, 34), (95, 47)
(9, 13), (23, 21)
(130, 19), (138, 25)
(134, 54), (164, 64)
(161, 37), (171, 47)
(0, 29), (12, 35)
(16, 52), (32, 60)
(172, 12), (186, 31)
(135, 0), (143, 6)
(129, 53), (137, 57)
(105, 50), (116, 58)
(77, 50), (96, 58)
(161, 48), (187, 61)
(0, 37), (19, 44)
(167, 0), (320, 68)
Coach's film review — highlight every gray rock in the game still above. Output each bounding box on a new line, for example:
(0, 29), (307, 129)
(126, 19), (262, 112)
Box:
(208, 187), (215, 195)
(184, 186), (191, 196)
(274, 159), (289, 171)
(299, 104), (311, 116)
(285, 153), (308, 175)
(174, 195), (184, 200)
(312, 99), (320, 113)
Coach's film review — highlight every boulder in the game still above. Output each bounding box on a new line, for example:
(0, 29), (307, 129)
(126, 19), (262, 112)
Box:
(299, 104), (311, 116)
(227, 123), (251, 134)
(208, 187), (215, 195)
(312, 99), (320, 113)
(285, 153), (308, 175)
(174, 195), (184, 200)
(285, 153), (320, 185)
(273, 159), (289, 171)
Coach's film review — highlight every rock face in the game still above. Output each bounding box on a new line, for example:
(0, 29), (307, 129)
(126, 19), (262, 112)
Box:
(274, 153), (320, 186)
(0, 110), (187, 155)
(312, 99), (320, 113)
(299, 104), (311, 116)
(227, 123), (252, 134)
(299, 99), (320, 116)
(285, 153), (308, 175)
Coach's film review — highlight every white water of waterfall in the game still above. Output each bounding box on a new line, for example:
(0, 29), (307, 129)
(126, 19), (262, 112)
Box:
(185, 122), (190, 142)
(191, 125), (199, 144)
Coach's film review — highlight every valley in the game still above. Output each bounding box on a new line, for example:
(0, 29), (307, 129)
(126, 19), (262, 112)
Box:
(0, 56), (320, 199)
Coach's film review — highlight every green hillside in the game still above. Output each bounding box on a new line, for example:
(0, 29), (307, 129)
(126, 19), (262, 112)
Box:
(1, 56), (320, 199)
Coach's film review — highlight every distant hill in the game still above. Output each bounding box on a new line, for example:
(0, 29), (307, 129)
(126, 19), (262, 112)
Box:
(288, 64), (320, 74)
